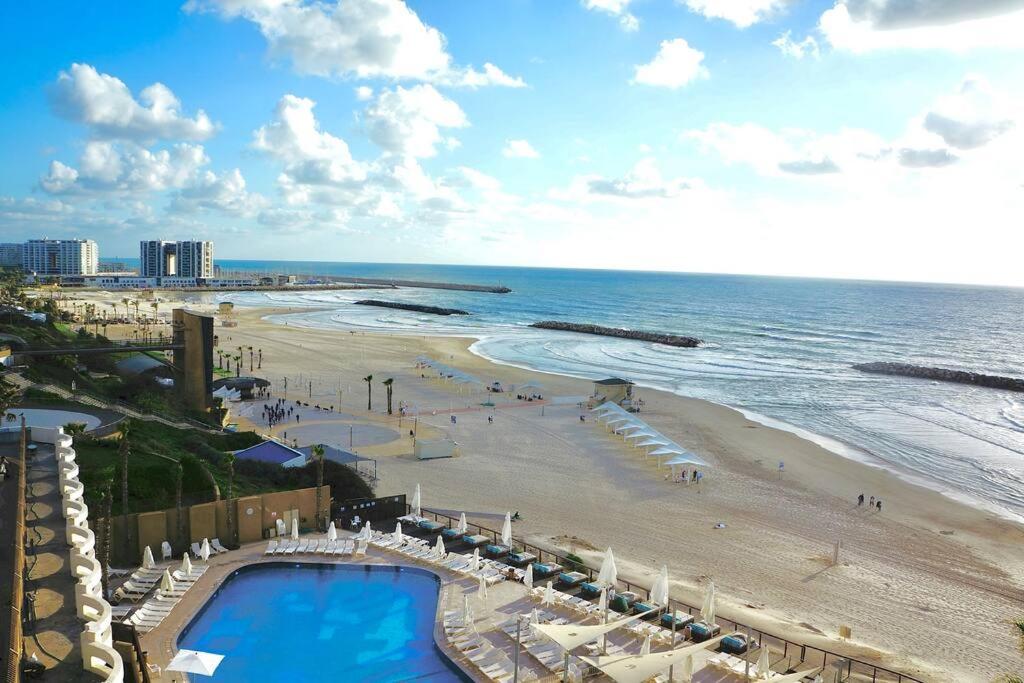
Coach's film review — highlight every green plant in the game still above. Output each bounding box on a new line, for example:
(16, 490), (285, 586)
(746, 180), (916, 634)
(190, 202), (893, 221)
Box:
(63, 422), (88, 435)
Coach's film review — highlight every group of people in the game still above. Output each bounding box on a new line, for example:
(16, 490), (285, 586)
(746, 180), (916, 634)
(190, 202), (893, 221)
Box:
(516, 393), (543, 401)
(665, 468), (703, 485)
(857, 493), (883, 511)
(262, 398), (295, 427)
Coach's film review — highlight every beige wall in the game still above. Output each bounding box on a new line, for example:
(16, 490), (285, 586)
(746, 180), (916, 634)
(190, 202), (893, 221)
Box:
(113, 486), (329, 562)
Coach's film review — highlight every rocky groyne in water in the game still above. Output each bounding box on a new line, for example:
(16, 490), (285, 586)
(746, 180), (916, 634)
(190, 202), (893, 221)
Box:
(854, 362), (1024, 392)
(355, 300), (469, 316)
(530, 321), (701, 348)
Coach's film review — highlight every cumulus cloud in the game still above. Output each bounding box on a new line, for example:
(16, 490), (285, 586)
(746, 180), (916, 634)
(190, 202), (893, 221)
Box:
(581, 0), (639, 31)
(364, 85), (467, 158)
(777, 157), (839, 175)
(585, 158), (691, 199)
(502, 139), (540, 159)
(171, 168), (268, 215)
(681, 0), (791, 28)
(185, 0), (525, 87)
(772, 31), (820, 59)
(633, 39), (708, 89)
(897, 147), (959, 168)
(51, 63), (216, 141)
(355, 86), (374, 101)
(40, 142), (210, 195)
(819, 1), (1024, 52)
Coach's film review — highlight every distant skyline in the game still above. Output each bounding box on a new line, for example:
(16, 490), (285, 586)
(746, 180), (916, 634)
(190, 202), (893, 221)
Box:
(1, 1), (1022, 286)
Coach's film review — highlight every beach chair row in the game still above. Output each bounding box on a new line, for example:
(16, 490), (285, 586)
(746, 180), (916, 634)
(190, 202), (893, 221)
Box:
(264, 538), (356, 556)
(498, 612), (591, 678)
(191, 537), (230, 557)
(445, 621), (533, 682)
(124, 565), (209, 633)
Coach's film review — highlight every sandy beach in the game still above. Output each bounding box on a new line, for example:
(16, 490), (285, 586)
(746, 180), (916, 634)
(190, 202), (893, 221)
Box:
(65, 291), (1024, 681)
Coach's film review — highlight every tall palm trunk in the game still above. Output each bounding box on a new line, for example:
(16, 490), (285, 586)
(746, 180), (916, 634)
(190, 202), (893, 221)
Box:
(175, 463), (184, 546)
(312, 445), (325, 531)
(100, 478), (113, 598)
(119, 432), (130, 559)
(224, 454), (236, 545)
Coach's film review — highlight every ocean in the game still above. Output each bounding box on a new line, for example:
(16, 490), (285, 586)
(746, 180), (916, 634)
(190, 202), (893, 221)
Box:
(203, 260), (1024, 522)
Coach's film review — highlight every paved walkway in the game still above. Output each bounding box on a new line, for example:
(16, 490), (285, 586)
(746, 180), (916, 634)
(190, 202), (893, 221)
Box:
(22, 442), (98, 681)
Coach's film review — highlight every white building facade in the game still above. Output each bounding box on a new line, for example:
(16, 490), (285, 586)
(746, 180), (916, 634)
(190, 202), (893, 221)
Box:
(140, 240), (213, 278)
(22, 239), (98, 276)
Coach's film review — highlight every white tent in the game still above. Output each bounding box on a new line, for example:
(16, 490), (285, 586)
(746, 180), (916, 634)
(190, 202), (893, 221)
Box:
(501, 512), (512, 546)
(167, 649), (225, 677)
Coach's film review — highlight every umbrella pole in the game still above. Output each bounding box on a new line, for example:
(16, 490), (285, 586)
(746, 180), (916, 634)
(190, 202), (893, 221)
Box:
(744, 625), (751, 681)
(562, 651), (570, 683)
(513, 615), (522, 683)
(668, 613), (677, 682)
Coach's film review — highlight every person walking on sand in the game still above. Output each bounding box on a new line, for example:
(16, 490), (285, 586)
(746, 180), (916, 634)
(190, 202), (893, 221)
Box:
(876, 499), (882, 512)
(869, 495), (875, 507)
(857, 493), (864, 506)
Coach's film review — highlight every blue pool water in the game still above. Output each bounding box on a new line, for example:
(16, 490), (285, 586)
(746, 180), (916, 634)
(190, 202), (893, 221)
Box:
(177, 563), (470, 682)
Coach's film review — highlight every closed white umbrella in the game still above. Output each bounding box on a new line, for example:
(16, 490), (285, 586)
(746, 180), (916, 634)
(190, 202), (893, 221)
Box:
(327, 521), (337, 541)
(542, 580), (554, 606)
(291, 517), (299, 540)
(361, 521), (372, 540)
(531, 607), (540, 625)
(756, 644), (771, 678)
(180, 553), (193, 577)
(142, 545), (156, 570)
(501, 511), (512, 546)
(434, 534), (446, 558)
(393, 522), (403, 545)
(650, 565), (669, 606)
(160, 569), (176, 594)
(701, 581), (716, 626)
(477, 575), (488, 602)
(471, 548), (480, 571)
(640, 634), (652, 656)
(598, 587), (608, 615)
(167, 649), (224, 677)
(411, 483), (421, 517)
(598, 547), (618, 586)
(462, 594), (473, 626)
(457, 512), (468, 534)
(200, 538), (211, 561)
(523, 563), (534, 589)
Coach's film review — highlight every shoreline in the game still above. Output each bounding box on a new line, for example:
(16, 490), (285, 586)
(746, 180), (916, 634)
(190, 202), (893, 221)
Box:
(57, 291), (1024, 680)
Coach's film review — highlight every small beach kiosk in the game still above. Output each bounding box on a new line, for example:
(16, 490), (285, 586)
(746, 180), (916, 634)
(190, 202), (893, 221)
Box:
(590, 377), (636, 410)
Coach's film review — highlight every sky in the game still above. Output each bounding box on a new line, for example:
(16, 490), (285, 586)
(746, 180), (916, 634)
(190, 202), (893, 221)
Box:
(1, 0), (1022, 286)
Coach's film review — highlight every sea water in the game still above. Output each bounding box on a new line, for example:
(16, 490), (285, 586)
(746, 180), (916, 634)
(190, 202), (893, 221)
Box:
(197, 261), (1024, 522)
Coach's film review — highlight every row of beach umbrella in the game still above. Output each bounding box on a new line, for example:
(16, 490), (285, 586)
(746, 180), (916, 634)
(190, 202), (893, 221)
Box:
(592, 402), (710, 471)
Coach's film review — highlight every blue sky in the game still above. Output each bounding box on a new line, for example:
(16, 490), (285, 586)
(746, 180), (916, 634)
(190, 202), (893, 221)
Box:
(1, 0), (1022, 285)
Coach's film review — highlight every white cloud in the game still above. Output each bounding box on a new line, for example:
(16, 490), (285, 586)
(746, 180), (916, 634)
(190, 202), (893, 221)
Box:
(575, 158), (694, 200)
(772, 31), (820, 59)
(502, 139), (540, 159)
(364, 85), (467, 158)
(186, 0), (525, 87)
(581, 0), (639, 31)
(457, 167), (502, 191)
(171, 168), (268, 215)
(820, 2), (1024, 52)
(681, 0), (790, 28)
(40, 142), (211, 194)
(355, 86), (374, 101)
(51, 63), (216, 141)
(633, 39), (708, 89)
(922, 77), (1015, 149)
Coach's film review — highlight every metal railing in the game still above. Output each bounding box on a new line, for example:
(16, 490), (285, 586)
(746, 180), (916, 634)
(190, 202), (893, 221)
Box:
(415, 504), (925, 683)
(5, 421), (27, 683)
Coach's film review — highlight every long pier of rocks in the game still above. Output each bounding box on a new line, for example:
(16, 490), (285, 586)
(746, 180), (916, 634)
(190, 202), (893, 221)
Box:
(530, 321), (701, 348)
(854, 362), (1024, 392)
(354, 300), (469, 316)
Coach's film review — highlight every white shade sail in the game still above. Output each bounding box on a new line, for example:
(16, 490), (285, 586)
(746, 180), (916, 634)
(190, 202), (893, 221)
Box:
(664, 453), (710, 467)
(534, 609), (657, 652)
(580, 636), (727, 683)
(650, 446), (685, 456)
(623, 430), (660, 441)
(635, 438), (670, 448)
(167, 649), (225, 677)
(613, 423), (646, 434)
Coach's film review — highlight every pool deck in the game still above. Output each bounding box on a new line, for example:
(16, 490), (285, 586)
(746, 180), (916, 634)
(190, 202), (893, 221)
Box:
(136, 536), (767, 683)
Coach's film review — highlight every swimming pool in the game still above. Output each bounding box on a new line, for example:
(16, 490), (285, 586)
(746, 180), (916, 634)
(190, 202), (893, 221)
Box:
(177, 563), (470, 682)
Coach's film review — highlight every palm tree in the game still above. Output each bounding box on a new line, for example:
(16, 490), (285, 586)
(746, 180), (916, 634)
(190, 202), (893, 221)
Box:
(99, 469), (114, 598)
(312, 444), (325, 531)
(234, 355), (242, 377)
(248, 345), (254, 371)
(363, 374), (373, 411)
(382, 378), (394, 415)
(121, 297), (131, 322)
(223, 453), (236, 545)
(175, 462), (184, 545)
(118, 424), (131, 558)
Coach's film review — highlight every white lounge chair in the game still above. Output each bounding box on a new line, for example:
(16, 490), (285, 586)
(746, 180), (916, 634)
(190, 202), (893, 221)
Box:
(190, 542), (203, 557)
(265, 540), (279, 555)
(161, 541), (173, 560)
(211, 538), (230, 554)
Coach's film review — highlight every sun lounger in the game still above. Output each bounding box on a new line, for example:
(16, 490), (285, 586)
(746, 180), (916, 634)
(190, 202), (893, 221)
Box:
(507, 551), (536, 567)
(557, 571), (587, 588)
(190, 542), (203, 557)
(211, 538), (230, 554)
(355, 540), (367, 556)
(265, 540), (278, 555)
(661, 610), (694, 630)
(530, 562), (562, 579)
(462, 534), (490, 547)
(689, 620), (721, 642)
(297, 539), (310, 553)
(314, 540), (328, 554)
(720, 632), (751, 654)
(417, 520), (444, 533)
(484, 544), (510, 558)
(441, 527), (462, 541)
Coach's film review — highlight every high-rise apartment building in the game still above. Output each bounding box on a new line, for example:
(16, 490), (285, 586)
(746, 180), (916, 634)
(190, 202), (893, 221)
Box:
(22, 239), (98, 276)
(140, 240), (213, 278)
(0, 243), (22, 268)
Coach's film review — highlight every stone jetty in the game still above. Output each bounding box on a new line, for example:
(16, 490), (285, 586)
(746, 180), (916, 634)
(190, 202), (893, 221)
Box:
(355, 300), (470, 316)
(530, 321), (701, 347)
(854, 362), (1024, 392)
